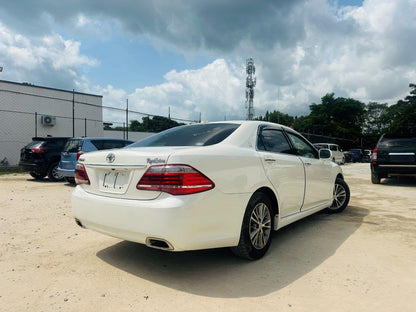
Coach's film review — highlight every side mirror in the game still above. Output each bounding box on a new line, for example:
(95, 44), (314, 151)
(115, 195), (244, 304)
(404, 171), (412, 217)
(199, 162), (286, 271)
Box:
(319, 149), (331, 159)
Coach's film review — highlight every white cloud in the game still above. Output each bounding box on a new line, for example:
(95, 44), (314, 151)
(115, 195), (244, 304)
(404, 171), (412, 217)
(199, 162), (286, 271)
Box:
(0, 22), (98, 88)
(116, 59), (244, 122)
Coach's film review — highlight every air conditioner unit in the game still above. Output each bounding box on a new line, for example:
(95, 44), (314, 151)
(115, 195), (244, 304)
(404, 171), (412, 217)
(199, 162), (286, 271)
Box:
(41, 115), (56, 126)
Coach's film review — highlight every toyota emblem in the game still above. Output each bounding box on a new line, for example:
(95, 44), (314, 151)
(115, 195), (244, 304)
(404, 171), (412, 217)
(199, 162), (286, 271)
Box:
(106, 153), (115, 163)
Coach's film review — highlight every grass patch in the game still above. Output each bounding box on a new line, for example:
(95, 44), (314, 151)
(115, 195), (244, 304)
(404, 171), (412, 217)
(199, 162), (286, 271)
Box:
(0, 166), (28, 175)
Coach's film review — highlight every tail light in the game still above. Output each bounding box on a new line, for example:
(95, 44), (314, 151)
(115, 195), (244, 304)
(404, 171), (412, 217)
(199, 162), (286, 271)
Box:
(76, 152), (84, 160)
(137, 164), (215, 195)
(31, 147), (50, 153)
(75, 163), (90, 185)
(371, 148), (378, 164)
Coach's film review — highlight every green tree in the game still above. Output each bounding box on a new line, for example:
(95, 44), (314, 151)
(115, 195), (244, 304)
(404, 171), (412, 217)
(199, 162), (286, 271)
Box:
(382, 84), (416, 135)
(307, 93), (365, 139)
(257, 110), (294, 127)
(363, 102), (388, 135)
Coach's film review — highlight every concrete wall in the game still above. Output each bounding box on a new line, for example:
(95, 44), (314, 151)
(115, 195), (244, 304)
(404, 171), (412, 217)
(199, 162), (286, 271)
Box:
(0, 80), (103, 165)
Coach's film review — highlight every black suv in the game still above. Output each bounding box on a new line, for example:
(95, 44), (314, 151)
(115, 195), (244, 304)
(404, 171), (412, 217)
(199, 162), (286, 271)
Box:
(371, 134), (416, 184)
(19, 137), (70, 181)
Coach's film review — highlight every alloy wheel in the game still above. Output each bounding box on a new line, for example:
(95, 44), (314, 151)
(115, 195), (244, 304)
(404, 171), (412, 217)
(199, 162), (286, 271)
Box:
(249, 203), (272, 249)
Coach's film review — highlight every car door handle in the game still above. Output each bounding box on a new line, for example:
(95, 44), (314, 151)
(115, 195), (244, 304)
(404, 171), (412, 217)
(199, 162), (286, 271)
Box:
(304, 162), (312, 166)
(264, 158), (276, 163)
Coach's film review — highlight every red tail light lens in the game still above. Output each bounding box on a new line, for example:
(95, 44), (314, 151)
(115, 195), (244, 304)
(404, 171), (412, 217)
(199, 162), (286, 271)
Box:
(371, 148), (378, 164)
(75, 163), (90, 185)
(31, 147), (50, 153)
(76, 152), (84, 160)
(137, 164), (215, 195)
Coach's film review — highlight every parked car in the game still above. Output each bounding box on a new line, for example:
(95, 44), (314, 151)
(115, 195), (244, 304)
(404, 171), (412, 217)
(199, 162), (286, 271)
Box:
(362, 149), (372, 163)
(343, 151), (353, 163)
(58, 137), (134, 183)
(19, 137), (70, 181)
(72, 121), (350, 260)
(371, 134), (416, 184)
(314, 143), (345, 164)
(350, 149), (363, 162)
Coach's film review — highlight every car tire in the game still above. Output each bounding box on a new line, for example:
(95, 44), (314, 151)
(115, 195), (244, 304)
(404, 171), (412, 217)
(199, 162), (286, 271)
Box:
(371, 171), (381, 184)
(47, 162), (64, 182)
(341, 157), (345, 165)
(326, 178), (350, 213)
(30, 171), (45, 180)
(231, 192), (274, 260)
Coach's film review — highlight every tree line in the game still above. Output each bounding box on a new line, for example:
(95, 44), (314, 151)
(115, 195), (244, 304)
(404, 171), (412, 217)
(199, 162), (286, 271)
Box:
(258, 83), (416, 143)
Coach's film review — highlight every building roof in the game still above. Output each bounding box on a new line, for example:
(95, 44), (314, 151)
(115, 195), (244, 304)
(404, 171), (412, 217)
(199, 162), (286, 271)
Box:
(0, 79), (103, 98)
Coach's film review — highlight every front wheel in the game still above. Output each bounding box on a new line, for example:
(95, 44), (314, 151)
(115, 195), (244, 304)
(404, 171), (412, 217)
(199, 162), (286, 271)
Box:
(326, 178), (350, 213)
(231, 192), (274, 260)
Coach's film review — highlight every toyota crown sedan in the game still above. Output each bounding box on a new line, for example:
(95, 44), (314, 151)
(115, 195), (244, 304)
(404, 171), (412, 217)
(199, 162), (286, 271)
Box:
(72, 121), (350, 260)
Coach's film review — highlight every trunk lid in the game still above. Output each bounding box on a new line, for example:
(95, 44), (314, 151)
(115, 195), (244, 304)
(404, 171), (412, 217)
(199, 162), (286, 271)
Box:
(78, 147), (188, 200)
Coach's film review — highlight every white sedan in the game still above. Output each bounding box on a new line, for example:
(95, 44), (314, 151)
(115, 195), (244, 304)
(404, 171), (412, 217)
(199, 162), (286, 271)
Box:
(72, 121), (350, 260)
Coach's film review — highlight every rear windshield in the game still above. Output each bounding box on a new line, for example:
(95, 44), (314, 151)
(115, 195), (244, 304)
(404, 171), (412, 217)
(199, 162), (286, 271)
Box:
(63, 139), (83, 152)
(379, 137), (416, 148)
(314, 144), (328, 149)
(91, 140), (133, 150)
(129, 123), (240, 147)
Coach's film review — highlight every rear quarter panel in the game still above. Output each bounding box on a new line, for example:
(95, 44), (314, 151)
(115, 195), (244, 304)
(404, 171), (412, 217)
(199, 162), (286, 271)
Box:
(167, 145), (272, 195)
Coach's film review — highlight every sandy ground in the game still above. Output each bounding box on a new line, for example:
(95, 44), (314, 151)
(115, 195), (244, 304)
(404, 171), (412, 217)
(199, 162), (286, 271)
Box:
(1, 163), (416, 312)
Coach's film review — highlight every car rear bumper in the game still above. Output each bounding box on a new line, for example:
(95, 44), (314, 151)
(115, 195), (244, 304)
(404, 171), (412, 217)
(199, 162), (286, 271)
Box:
(372, 164), (416, 176)
(57, 167), (75, 178)
(18, 161), (47, 173)
(71, 186), (249, 251)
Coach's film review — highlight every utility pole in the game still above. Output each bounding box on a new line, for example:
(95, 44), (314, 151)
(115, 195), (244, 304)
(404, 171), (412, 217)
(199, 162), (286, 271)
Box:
(245, 58), (256, 120)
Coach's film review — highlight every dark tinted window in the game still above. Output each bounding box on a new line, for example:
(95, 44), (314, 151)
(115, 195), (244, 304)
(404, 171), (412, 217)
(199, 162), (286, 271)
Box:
(286, 132), (318, 159)
(330, 145), (337, 151)
(257, 129), (292, 154)
(129, 123), (240, 147)
(379, 137), (416, 148)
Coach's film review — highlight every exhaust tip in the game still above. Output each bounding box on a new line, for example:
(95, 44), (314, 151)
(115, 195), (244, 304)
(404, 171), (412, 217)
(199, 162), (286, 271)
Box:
(145, 237), (174, 251)
(74, 218), (85, 228)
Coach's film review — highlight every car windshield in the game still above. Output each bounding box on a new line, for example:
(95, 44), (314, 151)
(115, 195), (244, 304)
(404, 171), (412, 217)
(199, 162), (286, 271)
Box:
(63, 139), (83, 152)
(128, 123), (240, 147)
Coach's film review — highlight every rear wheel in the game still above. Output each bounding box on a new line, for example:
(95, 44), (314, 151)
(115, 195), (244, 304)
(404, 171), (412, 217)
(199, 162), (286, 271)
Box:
(231, 192), (274, 260)
(47, 162), (64, 182)
(371, 171), (381, 184)
(30, 172), (45, 180)
(326, 178), (350, 213)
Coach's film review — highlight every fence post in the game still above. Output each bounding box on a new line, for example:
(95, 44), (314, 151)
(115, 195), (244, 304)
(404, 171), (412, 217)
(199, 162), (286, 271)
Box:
(35, 112), (38, 137)
(72, 89), (75, 137)
(84, 118), (87, 137)
(125, 99), (129, 140)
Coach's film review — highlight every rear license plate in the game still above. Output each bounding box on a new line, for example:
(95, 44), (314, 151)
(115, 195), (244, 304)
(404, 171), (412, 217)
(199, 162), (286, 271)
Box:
(99, 170), (130, 193)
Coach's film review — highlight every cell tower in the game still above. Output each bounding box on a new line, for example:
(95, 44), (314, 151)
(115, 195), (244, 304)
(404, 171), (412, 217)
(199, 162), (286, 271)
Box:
(245, 58), (256, 120)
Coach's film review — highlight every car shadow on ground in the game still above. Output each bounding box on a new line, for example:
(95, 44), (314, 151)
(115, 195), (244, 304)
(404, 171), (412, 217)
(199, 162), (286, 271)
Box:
(379, 176), (416, 187)
(96, 206), (368, 298)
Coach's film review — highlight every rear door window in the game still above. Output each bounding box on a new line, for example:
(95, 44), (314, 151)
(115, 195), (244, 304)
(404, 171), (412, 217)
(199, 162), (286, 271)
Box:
(257, 128), (292, 154)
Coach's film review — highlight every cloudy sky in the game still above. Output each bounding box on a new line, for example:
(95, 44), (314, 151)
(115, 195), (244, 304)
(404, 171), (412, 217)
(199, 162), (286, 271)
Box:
(1, 0), (415, 123)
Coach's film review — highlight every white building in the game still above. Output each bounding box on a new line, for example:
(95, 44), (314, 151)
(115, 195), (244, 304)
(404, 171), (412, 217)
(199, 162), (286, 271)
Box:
(0, 80), (104, 166)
